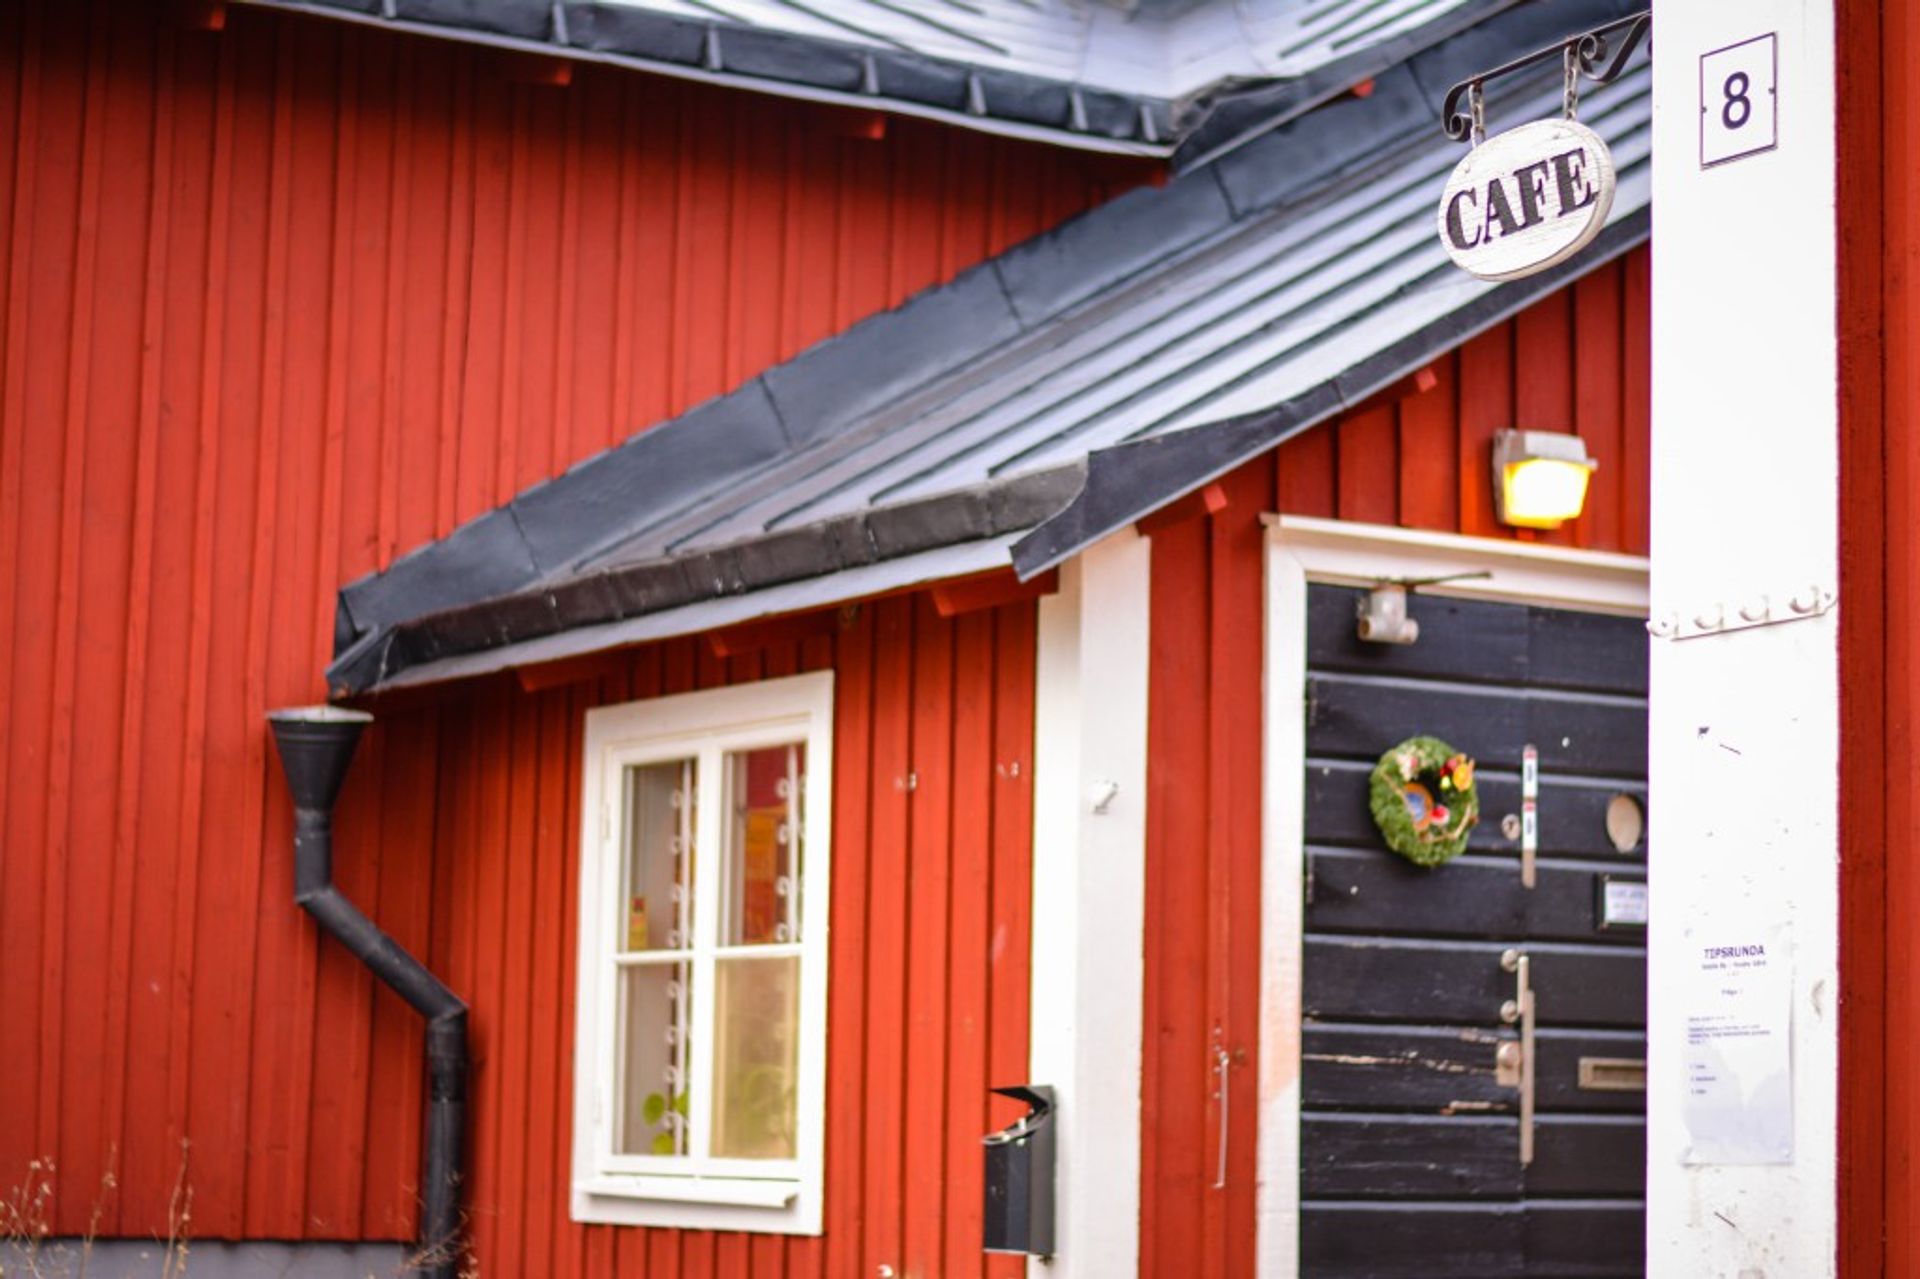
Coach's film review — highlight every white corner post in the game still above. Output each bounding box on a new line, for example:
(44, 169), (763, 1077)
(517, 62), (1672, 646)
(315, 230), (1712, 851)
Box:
(1028, 529), (1151, 1276)
(1650, 3), (1840, 1274)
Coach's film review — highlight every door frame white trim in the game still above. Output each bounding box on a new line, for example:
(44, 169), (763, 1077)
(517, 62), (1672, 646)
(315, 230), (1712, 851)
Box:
(1255, 515), (1649, 1276)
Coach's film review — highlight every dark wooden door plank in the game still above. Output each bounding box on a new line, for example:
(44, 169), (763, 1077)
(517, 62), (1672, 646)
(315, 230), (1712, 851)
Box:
(1305, 761), (1648, 861)
(1303, 1113), (1645, 1197)
(1300, 1024), (1648, 1114)
(1304, 937), (1648, 1026)
(1301, 1202), (1524, 1278)
(1307, 587), (1648, 696)
(1306, 673), (1648, 778)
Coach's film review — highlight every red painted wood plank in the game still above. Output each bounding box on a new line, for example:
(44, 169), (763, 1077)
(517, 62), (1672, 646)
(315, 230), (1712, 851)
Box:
(681, 1228), (718, 1279)
(1514, 287), (1573, 430)
(249, 23), (342, 1233)
(1336, 405), (1398, 525)
(748, 1232), (785, 1279)
(1207, 462), (1269, 1276)
(1621, 248), (1652, 556)
(1572, 263), (1624, 552)
(1839, 6), (1894, 1271)
(1142, 519), (1212, 1275)
(304, 30), (376, 1237)
(1397, 353), (1460, 532)
(1275, 425), (1336, 518)
(0, 0), (44, 1209)
(362, 710), (436, 1238)
(186, 10), (286, 1233)
(520, 691), (571, 1271)
(983, 601), (1036, 1279)
(1513, 289), (1574, 546)
(823, 606), (873, 1279)
(903, 596), (956, 1273)
(100, 20), (175, 1234)
(464, 697), (516, 1267)
(42, 1), (112, 1225)
(124, 29), (215, 1228)
(649, 1224), (683, 1278)
(861, 598), (915, 1274)
(943, 608), (995, 1279)
(549, 686), (594, 1277)
(490, 693), (543, 1271)
(715, 1230), (749, 1279)
(1455, 322), (1513, 539)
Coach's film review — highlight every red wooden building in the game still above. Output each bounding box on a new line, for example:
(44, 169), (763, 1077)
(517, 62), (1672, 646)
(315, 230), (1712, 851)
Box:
(37, 0), (1920, 1275)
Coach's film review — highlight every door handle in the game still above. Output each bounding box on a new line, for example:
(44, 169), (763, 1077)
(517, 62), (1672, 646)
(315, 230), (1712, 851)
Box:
(1499, 947), (1536, 1167)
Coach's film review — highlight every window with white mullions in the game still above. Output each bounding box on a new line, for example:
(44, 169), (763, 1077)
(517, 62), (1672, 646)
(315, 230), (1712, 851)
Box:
(573, 674), (833, 1233)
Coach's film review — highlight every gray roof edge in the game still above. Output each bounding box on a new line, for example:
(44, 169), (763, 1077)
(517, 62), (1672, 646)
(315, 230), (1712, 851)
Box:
(327, 462), (1086, 695)
(232, 0), (1520, 157)
(237, 0), (1178, 150)
(1008, 206), (1653, 579)
(1168, 0), (1521, 172)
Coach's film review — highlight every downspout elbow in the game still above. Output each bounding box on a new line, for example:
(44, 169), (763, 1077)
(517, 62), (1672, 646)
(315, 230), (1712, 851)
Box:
(268, 708), (467, 1279)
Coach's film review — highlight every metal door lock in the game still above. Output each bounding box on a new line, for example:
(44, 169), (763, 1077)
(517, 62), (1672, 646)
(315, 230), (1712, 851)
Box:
(1494, 1039), (1523, 1088)
(1500, 947), (1536, 1167)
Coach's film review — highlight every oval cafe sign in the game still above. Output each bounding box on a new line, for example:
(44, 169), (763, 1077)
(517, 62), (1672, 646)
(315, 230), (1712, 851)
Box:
(1436, 118), (1615, 281)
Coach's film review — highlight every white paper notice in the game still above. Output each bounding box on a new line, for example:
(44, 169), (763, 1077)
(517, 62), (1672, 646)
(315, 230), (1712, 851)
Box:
(1679, 922), (1793, 1164)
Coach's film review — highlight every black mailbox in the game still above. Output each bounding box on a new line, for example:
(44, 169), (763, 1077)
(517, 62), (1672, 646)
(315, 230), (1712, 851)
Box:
(982, 1084), (1055, 1257)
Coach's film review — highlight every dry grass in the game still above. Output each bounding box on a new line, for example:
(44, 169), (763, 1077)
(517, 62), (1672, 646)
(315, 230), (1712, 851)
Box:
(2, 1141), (462, 1278)
(0, 1144), (189, 1279)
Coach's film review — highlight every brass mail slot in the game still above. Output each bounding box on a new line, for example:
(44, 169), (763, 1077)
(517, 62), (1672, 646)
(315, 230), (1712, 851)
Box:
(1578, 1056), (1647, 1092)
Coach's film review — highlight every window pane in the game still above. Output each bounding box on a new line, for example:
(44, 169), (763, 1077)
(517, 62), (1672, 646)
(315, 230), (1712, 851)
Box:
(623, 760), (694, 952)
(616, 963), (693, 1157)
(710, 955), (799, 1160)
(722, 743), (804, 946)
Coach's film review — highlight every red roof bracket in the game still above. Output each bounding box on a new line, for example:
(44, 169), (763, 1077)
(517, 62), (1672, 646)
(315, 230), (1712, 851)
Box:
(1134, 481), (1230, 537)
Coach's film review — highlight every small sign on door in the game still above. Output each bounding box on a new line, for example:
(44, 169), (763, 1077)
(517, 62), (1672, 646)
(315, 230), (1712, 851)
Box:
(1700, 33), (1778, 168)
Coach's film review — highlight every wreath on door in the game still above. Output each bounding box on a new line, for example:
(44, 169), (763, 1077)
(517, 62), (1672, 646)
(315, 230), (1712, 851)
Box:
(1369, 736), (1479, 867)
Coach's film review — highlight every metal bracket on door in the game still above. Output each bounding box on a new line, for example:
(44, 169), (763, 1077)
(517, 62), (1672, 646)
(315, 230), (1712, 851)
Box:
(1520, 745), (1538, 889)
(1499, 948), (1536, 1167)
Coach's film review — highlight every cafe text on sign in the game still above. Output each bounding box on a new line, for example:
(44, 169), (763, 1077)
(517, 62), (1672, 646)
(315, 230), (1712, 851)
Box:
(1436, 118), (1616, 281)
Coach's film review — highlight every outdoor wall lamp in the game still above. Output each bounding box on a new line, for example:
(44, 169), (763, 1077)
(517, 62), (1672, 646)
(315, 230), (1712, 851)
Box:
(1493, 429), (1597, 529)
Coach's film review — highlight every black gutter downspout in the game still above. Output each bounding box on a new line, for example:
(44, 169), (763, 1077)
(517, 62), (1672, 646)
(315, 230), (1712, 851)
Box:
(267, 707), (467, 1279)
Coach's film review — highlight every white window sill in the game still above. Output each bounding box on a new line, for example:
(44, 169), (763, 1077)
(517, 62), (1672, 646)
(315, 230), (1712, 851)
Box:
(577, 1174), (797, 1209)
(572, 1174), (818, 1234)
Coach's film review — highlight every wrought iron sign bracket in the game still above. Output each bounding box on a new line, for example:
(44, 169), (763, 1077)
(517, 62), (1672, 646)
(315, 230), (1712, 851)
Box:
(1440, 10), (1651, 144)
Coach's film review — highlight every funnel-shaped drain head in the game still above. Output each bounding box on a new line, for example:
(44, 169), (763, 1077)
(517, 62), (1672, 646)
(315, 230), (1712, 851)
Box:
(268, 705), (374, 811)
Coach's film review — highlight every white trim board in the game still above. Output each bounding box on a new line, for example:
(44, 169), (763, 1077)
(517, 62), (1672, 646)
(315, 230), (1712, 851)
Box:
(1028, 530), (1151, 1276)
(1255, 517), (1650, 1276)
(1260, 515), (1650, 615)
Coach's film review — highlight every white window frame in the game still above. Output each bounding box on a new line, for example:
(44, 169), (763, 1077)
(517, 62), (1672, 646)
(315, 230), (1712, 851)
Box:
(1256, 515), (1649, 1276)
(571, 671), (834, 1234)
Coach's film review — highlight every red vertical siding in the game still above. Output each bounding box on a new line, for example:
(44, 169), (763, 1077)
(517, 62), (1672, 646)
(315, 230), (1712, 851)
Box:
(0, 0), (1133, 1242)
(1138, 249), (1651, 1277)
(1838, 0), (1893, 1273)
(381, 601), (1037, 1277)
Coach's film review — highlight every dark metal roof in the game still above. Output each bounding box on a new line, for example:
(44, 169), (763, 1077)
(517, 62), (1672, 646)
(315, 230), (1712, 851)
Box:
(329, 0), (1649, 696)
(232, 0), (1516, 160)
